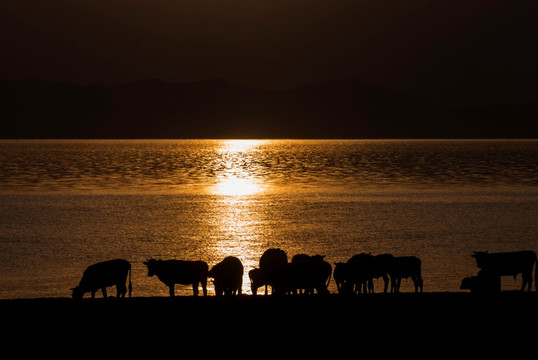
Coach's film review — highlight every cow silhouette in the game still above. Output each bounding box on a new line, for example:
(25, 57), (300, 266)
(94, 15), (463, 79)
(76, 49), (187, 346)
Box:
(389, 256), (423, 293)
(249, 248), (288, 295)
(265, 260), (332, 296)
(291, 254), (330, 294)
(334, 253), (392, 294)
(71, 259), (132, 300)
(143, 259), (208, 296)
(208, 256), (244, 296)
(472, 250), (536, 291)
(460, 270), (501, 295)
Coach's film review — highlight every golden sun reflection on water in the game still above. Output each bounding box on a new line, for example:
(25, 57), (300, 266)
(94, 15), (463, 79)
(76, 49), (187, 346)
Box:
(213, 176), (263, 196)
(206, 140), (269, 293)
(211, 140), (267, 196)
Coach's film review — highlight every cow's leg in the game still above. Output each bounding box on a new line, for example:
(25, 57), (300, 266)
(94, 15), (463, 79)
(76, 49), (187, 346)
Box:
(412, 276), (419, 293)
(201, 277), (207, 296)
(192, 281), (199, 296)
(389, 275), (396, 293)
(101, 287), (107, 298)
(395, 278), (401, 293)
(382, 274), (389, 293)
(168, 284), (175, 297)
(521, 272), (532, 291)
(117, 282), (127, 298)
(91, 291), (96, 298)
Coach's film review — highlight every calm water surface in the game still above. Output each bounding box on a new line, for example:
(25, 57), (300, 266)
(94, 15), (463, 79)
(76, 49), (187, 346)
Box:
(1, 140), (537, 298)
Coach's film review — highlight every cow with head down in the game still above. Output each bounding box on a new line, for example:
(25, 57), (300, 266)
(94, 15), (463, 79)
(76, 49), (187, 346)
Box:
(265, 259), (332, 296)
(334, 253), (393, 295)
(249, 248), (288, 295)
(71, 259), (132, 300)
(208, 256), (244, 296)
(389, 256), (423, 293)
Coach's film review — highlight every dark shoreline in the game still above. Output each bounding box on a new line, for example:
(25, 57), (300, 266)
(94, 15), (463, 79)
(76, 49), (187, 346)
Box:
(1, 292), (536, 359)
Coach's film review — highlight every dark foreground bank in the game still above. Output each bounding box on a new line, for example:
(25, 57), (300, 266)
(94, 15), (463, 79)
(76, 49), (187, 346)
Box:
(1, 292), (536, 359)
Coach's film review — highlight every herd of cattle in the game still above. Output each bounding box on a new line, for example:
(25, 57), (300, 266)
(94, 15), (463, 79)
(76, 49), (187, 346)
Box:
(70, 249), (537, 299)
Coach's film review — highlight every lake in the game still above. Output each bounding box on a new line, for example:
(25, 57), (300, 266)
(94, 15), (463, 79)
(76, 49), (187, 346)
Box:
(0, 139), (537, 298)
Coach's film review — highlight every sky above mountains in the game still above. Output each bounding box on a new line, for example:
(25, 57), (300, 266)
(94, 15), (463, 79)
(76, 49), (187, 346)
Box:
(1, 0), (536, 106)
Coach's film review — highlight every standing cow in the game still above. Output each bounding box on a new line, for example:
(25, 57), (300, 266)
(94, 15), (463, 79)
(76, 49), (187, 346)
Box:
(472, 250), (536, 291)
(143, 259), (208, 296)
(389, 256), (423, 293)
(71, 259), (132, 300)
(208, 256), (244, 296)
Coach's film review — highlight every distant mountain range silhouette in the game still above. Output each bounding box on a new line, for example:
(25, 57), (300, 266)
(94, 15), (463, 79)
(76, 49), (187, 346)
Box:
(1, 78), (536, 138)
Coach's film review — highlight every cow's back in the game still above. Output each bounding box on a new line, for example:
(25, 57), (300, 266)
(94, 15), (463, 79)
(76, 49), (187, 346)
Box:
(260, 248), (288, 270)
(477, 251), (536, 276)
(390, 256), (421, 277)
(80, 259), (130, 288)
(157, 260), (208, 285)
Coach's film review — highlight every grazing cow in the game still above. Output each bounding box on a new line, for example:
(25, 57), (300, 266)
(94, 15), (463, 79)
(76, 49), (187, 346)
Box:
(266, 260), (332, 296)
(460, 270), (501, 295)
(208, 256), (244, 296)
(291, 254), (328, 294)
(335, 253), (393, 294)
(346, 253), (374, 294)
(71, 259), (132, 300)
(143, 259), (208, 296)
(472, 250), (536, 291)
(250, 248), (288, 295)
(367, 254), (393, 293)
(389, 256), (423, 293)
(333, 262), (350, 295)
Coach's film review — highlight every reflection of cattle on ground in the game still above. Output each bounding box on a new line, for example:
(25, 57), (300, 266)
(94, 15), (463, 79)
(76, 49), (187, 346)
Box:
(460, 270), (500, 295)
(209, 256), (244, 296)
(71, 259), (132, 300)
(249, 248), (288, 295)
(143, 259), (208, 296)
(471, 250), (536, 291)
(267, 260), (332, 296)
(335, 254), (422, 294)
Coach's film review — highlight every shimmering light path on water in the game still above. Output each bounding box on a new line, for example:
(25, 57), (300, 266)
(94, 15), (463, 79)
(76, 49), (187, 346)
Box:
(0, 140), (537, 298)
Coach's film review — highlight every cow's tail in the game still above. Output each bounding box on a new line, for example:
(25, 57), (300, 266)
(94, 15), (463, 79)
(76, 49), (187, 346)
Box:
(128, 263), (132, 298)
(535, 259), (537, 291)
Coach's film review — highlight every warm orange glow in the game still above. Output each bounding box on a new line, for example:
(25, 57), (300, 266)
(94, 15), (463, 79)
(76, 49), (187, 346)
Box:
(211, 140), (266, 196)
(214, 175), (263, 196)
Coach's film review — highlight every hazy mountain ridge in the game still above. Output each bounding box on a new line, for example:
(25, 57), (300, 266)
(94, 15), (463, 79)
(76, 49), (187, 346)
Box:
(1, 78), (536, 138)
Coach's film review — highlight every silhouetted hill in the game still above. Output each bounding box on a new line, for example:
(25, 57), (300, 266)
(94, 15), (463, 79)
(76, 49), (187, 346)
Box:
(1, 78), (537, 138)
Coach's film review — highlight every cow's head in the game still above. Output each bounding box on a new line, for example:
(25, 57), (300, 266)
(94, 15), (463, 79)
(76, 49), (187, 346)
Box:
(471, 251), (488, 268)
(71, 286), (84, 300)
(143, 259), (157, 276)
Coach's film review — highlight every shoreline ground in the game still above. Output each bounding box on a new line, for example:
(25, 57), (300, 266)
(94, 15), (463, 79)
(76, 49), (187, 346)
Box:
(2, 292), (536, 359)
